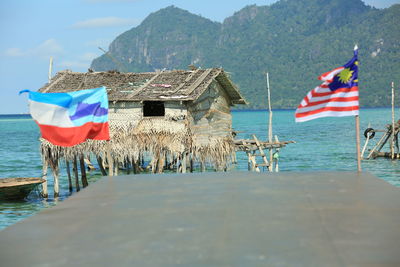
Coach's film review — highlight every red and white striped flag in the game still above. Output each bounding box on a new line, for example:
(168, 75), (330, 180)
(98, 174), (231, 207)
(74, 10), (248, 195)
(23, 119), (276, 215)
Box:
(295, 48), (359, 122)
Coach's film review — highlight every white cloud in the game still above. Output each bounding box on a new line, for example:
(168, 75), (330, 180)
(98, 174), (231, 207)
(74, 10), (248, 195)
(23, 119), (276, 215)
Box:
(58, 52), (101, 71)
(84, 39), (112, 48)
(3, 39), (63, 58)
(58, 60), (90, 69)
(72, 17), (139, 28)
(80, 52), (99, 61)
(4, 48), (24, 57)
(34, 39), (64, 57)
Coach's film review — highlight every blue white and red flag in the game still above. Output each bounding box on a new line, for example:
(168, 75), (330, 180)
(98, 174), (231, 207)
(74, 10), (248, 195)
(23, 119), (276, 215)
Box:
(20, 87), (110, 147)
(295, 48), (359, 122)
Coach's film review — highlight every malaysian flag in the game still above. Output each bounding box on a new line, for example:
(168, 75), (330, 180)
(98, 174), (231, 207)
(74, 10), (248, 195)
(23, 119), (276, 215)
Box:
(295, 47), (359, 122)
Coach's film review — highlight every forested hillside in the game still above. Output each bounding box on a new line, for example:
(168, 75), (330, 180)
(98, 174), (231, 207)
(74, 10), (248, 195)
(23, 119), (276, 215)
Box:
(91, 0), (400, 109)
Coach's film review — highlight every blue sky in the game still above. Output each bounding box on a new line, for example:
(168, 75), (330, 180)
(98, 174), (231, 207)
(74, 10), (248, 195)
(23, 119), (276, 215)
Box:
(1, 0), (399, 114)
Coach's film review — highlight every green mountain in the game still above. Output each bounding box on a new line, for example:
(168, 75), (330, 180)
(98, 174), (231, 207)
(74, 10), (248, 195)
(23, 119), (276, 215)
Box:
(91, 0), (400, 109)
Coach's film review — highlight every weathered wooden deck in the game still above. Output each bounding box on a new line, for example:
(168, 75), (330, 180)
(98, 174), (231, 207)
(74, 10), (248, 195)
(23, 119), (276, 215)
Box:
(1, 171), (399, 266)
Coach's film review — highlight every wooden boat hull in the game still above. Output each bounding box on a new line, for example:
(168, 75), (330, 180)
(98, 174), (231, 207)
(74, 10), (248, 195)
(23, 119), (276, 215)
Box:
(0, 178), (45, 200)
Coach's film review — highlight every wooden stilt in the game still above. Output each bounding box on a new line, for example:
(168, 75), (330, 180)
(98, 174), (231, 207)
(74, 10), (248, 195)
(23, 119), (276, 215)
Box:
(246, 152), (252, 171)
(131, 158), (136, 174)
(274, 135), (280, 172)
(126, 159), (131, 174)
(200, 160), (206, 172)
(377, 131), (392, 155)
(232, 150), (237, 164)
(96, 156), (107, 176)
(157, 152), (165, 174)
(253, 135), (269, 172)
(49, 158), (59, 198)
(114, 160), (119, 176)
(265, 72), (274, 172)
(73, 156), (80, 192)
(107, 152), (114, 177)
(80, 155), (88, 188)
(65, 160), (73, 192)
(176, 155), (181, 173)
(252, 151), (260, 172)
(190, 155), (194, 173)
(41, 158), (48, 198)
(181, 153), (187, 174)
(367, 132), (390, 159)
(150, 157), (156, 174)
(132, 158), (139, 174)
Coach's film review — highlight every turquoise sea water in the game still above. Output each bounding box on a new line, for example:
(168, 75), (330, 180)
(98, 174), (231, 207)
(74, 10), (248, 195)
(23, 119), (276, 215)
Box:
(0, 109), (399, 230)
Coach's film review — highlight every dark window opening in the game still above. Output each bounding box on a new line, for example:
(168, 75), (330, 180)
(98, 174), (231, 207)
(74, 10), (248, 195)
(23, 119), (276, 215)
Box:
(143, 101), (165, 117)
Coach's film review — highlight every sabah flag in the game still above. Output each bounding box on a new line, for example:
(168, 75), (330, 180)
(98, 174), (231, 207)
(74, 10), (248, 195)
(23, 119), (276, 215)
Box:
(295, 47), (359, 122)
(20, 87), (110, 147)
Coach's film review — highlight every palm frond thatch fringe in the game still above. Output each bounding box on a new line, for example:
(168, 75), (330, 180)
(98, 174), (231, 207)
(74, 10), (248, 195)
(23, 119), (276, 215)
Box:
(40, 117), (235, 172)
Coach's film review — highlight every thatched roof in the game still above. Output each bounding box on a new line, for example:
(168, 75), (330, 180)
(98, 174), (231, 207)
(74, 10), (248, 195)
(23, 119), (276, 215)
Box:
(39, 68), (246, 105)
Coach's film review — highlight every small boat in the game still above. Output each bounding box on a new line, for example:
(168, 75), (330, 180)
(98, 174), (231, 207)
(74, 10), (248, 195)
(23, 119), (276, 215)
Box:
(0, 178), (45, 200)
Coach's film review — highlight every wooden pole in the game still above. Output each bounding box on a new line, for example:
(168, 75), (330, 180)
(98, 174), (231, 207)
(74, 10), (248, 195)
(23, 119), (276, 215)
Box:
(355, 115), (362, 172)
(253, 134), (269, 171)
(247, 151), (251, 171)
(176, 156), (180, 173)
(53, 164), (60, 198)
(96, 156), (107, 176)
(65, 160), (73, 193)
(181, 153), (187, 174)
(126, 159), (131, 174)
(114, 159), (119, 176)
(132, 158), (138, 174)
(200, 160), (206, 172)
(367, 131), (389, 159)
(189, 155), (194, 173)
(48, 56), (53, 83)
(49, 158), (59, 198)
(107, 147), (114, 176)
(73, 156), (80, 192)
(274, 135), (280, 172)
(79, 155), (88, 188)
(252, 151), (260, 173)
(157, 152), (166, 174)
(41, 158), (48, 198)
(391, 81), (395, 159)
(265, 72), (273, 172)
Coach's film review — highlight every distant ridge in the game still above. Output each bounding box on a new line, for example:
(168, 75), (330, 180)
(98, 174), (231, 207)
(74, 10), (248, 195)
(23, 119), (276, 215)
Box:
(91, 0), (400, 109)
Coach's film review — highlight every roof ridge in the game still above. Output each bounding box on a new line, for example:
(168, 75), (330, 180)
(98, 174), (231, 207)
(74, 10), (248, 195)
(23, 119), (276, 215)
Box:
(183, 69), (214, 96)
(42, 72), (68, 93)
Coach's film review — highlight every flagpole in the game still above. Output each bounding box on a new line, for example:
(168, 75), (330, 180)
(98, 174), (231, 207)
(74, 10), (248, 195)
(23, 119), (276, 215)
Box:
(353, 44), (361, 172)
(355, 115), (362, 172)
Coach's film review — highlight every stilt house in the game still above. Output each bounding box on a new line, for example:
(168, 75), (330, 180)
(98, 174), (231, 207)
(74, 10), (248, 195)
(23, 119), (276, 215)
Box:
(38, 68), (246, 173)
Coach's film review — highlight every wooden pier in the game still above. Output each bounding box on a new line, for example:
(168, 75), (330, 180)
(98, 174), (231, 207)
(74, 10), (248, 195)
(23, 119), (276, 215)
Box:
(234, 135), (295, 172)
(362, 121), (400, 160)
(1, 171), (399, 266)
(363, 81), (400, 160)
